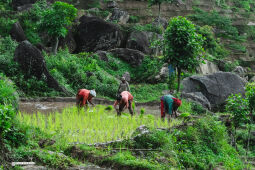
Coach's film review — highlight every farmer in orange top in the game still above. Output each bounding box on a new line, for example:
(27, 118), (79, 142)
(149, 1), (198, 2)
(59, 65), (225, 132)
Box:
(76, 89), (96, 110)
(114, 91), (134, 116)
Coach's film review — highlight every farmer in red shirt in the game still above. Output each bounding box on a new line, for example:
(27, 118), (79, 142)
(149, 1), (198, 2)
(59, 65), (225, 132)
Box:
(114, 91), (134, 116)
(76, 89), (96, 110)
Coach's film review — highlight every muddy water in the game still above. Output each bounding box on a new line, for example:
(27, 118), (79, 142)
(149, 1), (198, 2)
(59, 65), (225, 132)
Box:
(19, 101), (160, 116)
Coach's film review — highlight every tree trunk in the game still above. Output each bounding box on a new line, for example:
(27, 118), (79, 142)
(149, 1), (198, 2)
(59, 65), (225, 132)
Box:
(177, 67), (181, 92)
(246, 124), (251, 159)
(158, 3), (161, 17)
(52, 36), (59, 55)
(234, 127), (237, 150)
(247, 109), (253, 158)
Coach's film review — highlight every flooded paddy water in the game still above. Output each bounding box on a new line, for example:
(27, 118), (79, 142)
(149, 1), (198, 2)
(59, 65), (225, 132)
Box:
(19, 98), (160, 116)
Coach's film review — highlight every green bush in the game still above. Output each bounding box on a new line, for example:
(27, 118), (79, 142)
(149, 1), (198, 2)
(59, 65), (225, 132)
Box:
(0, 74), (26, 147)
(0, 105), (15, 139)
(45, 50), (119, 98)
(0, 36), (59, 97)
(18, 0), (48, 44)
(133, 129), (168, 149)
(188, 8), (239, 39)
(128, 15), (140, 23)
(191, 102), (207, 115)
(196, 25), (229, 59)
(133, 23), (163, 34)
(174, 116), (243, 169)
(0, 74), (19, 108)
(0, 17), (16, 37)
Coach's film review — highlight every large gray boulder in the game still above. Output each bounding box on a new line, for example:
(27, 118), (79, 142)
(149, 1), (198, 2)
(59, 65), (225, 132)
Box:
(107, 0), (118, 9)
(233, 66), (248, 81)
(181, 92), (211, 110)
(95, 50), (109, 62)
(151, 17), (168, 29)
(182, 72), (246, 111)
(75, 16), (123, 52)
(10, 22), (27, 42)
(250, 76), (255, 82)
(14, 40), (71, 95)
(153, 65), (168, 83)
(197, 60), (219, 75)
(109, 48), (145, 67)
(126, 31), (163, 55)
(126, 31), (151, 54)
(109, 8), (129, 24)
(12, 0), (37, 10)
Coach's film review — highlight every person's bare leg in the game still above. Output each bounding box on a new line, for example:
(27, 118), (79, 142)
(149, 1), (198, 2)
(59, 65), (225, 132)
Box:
(128, 100), (133, 116)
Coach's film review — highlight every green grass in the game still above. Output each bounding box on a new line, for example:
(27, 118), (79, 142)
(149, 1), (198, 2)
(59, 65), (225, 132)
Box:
(17, 105), (181, 144)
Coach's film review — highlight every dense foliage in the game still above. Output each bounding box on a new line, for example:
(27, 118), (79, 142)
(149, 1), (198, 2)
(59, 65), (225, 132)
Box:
(164, 16), (204, 91)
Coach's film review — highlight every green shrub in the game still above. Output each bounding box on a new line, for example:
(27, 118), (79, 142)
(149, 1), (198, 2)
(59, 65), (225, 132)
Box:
(133, 129), (168, 149)
(133, 23), (163, 34)
(18, 0), (48, 44)
(45, 50), (119, 98)
(0, 36), (59, 97)
(0, 105), (15, 139)
(188, 8), (239, 39)
(0, 73), (19, 108)
(128, 15), (140, 23)
(224, 60), (239, 72)
(191, 102), (207, 115)
(174, 116), (243, 169)
(0, 17), (16, 37)
(196, 25), (229, 59)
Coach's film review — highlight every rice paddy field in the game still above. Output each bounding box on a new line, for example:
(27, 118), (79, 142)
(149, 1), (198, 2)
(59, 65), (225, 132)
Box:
(17, 105), (182, 144)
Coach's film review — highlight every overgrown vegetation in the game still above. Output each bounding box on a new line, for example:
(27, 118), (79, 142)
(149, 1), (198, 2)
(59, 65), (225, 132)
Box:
(164, 16), (204, 92)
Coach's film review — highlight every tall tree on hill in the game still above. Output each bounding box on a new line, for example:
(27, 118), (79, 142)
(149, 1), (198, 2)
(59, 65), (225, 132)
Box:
(163, 16), (204, 92)
(148, 0), (177, 17)
(40, 1), (77, 55)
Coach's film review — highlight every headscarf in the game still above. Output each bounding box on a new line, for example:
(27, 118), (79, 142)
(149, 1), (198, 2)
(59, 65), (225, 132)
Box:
(173, 98), (182, 107)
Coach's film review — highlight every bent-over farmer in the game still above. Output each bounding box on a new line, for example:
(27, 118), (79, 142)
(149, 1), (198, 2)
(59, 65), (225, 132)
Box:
(114, 91), (133, 116)
(76, 89), (96, 110)
(160, 94), (182, 121)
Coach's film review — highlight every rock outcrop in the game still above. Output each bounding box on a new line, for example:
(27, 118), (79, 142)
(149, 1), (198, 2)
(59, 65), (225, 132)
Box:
(75, 16), (123, 52)
(126, 31), (151, 54)
(108, 8), (129, 24)
(197, 60), (219, 75)
(181, 92), (211, 110)
(182, 72), (246, 111)
(109, 48), (145, 67)
(96, 51), (109, 62)
(14, 40), (71, 95)
(10, 22), (27, 42)
(12, 0), (37, 10)
(151, 17), (168, 29)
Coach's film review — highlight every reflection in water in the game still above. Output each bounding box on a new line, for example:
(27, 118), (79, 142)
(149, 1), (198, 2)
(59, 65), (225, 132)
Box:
(19, 101), (160, 116)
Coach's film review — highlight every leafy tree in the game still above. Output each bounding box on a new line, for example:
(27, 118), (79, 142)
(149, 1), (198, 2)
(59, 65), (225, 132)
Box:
(226, 94), (249, 149)
(244, 83), (255, 155)
(40, 1), (77, 55)
(148, 0), (176, 17)
(163, 16), (204, 92)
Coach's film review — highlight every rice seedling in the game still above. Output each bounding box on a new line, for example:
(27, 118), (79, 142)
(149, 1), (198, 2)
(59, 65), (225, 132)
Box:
(18, 105), (182, 144)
